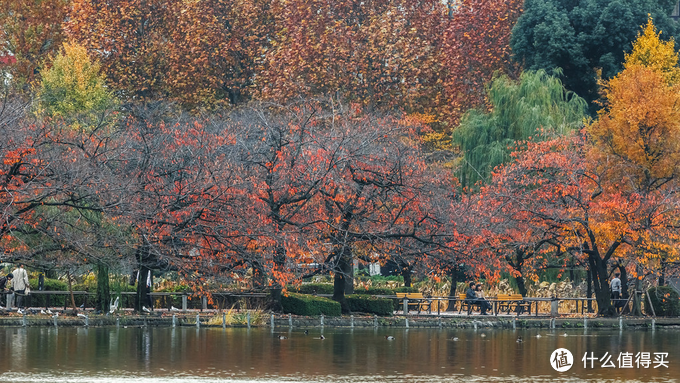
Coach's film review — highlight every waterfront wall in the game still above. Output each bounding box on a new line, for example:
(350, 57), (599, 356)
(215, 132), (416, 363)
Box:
(0, 313), (678, 329)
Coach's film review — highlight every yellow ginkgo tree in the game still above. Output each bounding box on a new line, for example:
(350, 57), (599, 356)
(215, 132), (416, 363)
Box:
(587, 17), (680, 298)
(36, 41), (117, 127)
(623, 16), (680, 84)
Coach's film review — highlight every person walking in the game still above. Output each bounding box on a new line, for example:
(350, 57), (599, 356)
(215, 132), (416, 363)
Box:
(11, 264), (30, 312)
(610, 272), (622, 314)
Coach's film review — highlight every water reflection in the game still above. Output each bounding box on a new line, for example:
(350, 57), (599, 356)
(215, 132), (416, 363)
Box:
(0, 326), (677, 382)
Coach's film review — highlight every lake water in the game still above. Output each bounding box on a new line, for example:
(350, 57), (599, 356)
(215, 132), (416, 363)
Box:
(0, 326), (677, 382)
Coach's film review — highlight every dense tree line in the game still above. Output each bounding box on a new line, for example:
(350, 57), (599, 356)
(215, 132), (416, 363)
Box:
(2, 1), (680, 316)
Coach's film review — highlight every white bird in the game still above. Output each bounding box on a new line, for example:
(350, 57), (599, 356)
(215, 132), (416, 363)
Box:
(313, 335), (325, 340)
(480, 333), (486, 338)
(516, 337), (523, 343)
(385, 336), (395, 340)
(536, 334), (542, 338)
(17, 309), (25, 315)
(170, 306), (180, 311)
(41, 310), (46, 315)
(142, 306), (152, 313)
(77, 313), (88, 319)
(451, 337), (459, 341)
(562, 333), (568, 337)
(278, 335), (288, 340)
(109, 297), (119, 314)
(46, 309), (53, 315)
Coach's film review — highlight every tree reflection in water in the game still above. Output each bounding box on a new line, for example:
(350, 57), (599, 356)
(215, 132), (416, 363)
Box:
(0, 327), (676, 382)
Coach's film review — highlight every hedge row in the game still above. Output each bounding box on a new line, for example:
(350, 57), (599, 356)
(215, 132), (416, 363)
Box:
(289, 283), (334, 295)
(281, 293), (341, 316)
(290, 283), (417, 296)
(346, 295), (394, 316)
(646, 286), (680, 317)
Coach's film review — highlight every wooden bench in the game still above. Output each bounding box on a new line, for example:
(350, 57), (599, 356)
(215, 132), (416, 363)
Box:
(458, 293), (480, 315)
(396, 293), (431, 313)
(497, 293), (531, 315)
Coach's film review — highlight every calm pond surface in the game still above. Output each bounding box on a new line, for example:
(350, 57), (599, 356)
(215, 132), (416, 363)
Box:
(0, 325), (678, 382)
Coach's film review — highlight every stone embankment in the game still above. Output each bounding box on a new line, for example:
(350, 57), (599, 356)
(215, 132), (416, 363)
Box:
(0, 311), (679, 329)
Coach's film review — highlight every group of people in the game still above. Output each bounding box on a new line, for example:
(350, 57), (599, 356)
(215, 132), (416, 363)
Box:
(465, 281), (492, 315)
(0, 264), (31, 313)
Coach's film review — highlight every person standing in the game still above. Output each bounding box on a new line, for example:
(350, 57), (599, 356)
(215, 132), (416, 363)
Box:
(11, 264), (30, 312)
(610, 273), (622, 313)
(0, 273), (13, 306)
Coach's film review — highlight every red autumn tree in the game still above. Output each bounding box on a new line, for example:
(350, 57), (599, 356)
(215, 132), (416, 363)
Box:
(66, 0), (269, 107)
(314, 115), (446, 311)
(256, 0), (446, 112)
(439, 0), (523, 126)
(488, 132), (680, 316)
(0, 0), (70, 85)
(113, 106), (246, 311)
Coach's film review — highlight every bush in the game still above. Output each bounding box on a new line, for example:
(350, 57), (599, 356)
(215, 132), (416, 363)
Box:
(353, 287), (394, 295)
(289, 283), (334, 295)
(346, 295), (394, 316)
(281, 293), (341, 316)
(28, 278), (68, 307)
(646, 286), (680, 317)
(393, 286), (418, 293)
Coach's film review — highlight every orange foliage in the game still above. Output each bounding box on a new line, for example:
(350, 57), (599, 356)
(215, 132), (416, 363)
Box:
(438, 0), (523, 126)
(0, 0), (70, 84)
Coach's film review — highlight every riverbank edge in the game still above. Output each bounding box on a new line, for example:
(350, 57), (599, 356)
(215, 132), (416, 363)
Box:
(0, 314), (678, 329)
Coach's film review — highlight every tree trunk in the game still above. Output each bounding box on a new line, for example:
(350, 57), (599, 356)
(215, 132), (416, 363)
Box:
(252, 261), (266, 290)
(446, 267), (459, 312)
(67, 270), (76, 310)
(618, 264), (630, 315)
(515, 275), (528, 297)
(332, 247), (352, 314)
(267, 244), (286, 312)
(135, 266), (152, 312)
(401, 265), (412, 288)
(510, 249), (527, 296)
(589, 255), (615, 317)
(587, 265), (593, 313)
(631, 264), (643, 316)
(96, 263), (110, 314)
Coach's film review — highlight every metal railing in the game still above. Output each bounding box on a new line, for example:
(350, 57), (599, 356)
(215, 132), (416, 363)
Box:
(3, 290), (268, 312)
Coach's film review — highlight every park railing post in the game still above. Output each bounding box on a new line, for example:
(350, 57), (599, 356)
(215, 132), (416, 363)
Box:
(182, 294), (188, 313)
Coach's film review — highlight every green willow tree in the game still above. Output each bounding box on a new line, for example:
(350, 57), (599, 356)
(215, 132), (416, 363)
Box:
(452, 69), (587, 189)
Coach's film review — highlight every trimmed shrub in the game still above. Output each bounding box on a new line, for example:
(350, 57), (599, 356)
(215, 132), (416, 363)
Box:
(646, 286), (680, 317)
(346, 295), (394, 316)
(289, 283), (334, 295)
(28, 278), (69, 307)
(353, 287), (394, 295)
(353, 286), (418, 295)
(281, 293), (341, 316)
(393, 287), (418, 293)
